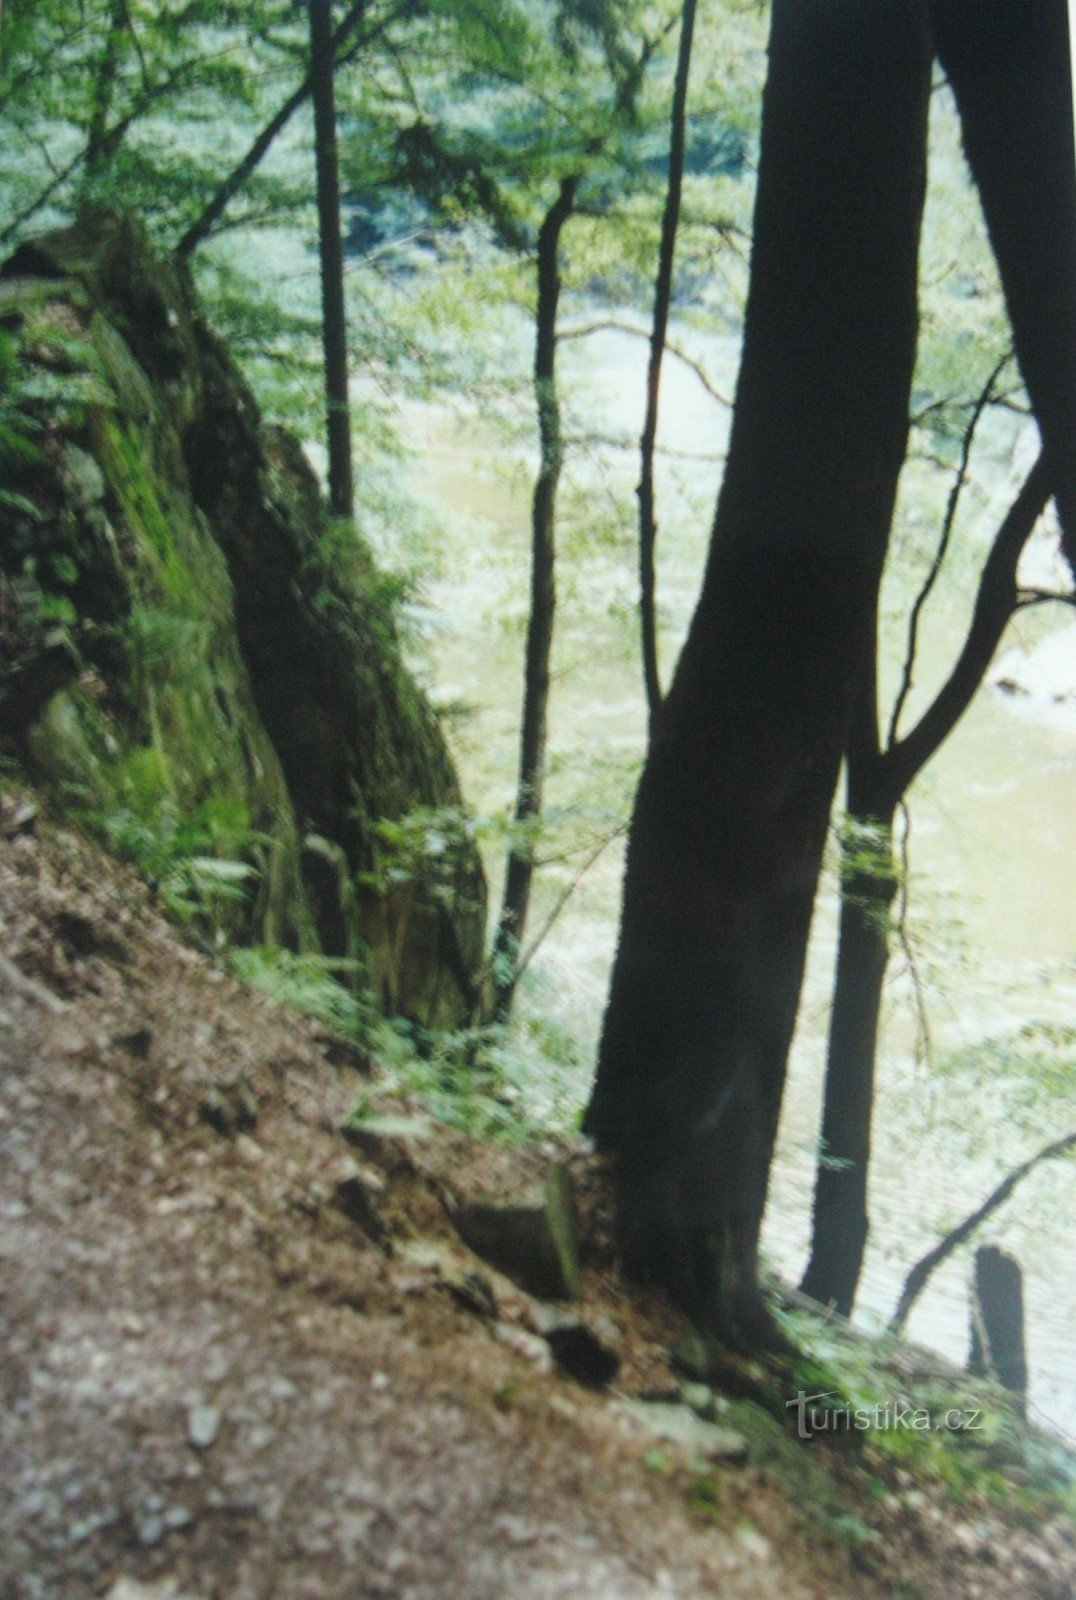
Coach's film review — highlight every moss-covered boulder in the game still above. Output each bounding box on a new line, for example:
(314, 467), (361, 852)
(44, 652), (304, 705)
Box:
(0, 210), (486, 1027)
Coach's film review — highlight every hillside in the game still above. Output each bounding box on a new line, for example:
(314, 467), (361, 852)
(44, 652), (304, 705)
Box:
(1, 797), (1073, 1600)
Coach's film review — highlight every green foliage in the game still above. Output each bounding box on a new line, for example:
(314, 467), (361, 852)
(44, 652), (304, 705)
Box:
(363, 803), (483, 910)
(356, 1012), (567, 1142)
(0, 318), (105, 517)
(775, 1303), (1076, 1520)
(230, 945), (374, 1044)
(92, 760), (260, 931)
(0, 327), (42, 494)
(934, 1022), (1076, 1139)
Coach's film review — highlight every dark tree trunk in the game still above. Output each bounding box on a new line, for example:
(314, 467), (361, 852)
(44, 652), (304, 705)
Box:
(799, 760), (897, 1317)
(307, 0), (354, 520)
(801, 458), (1051, 1316)
(931, 0), (1076, 566)
(489, 177), (578, 1023)
(968, 1244), (1028, 1417)
(174, 0), (370, 260)
(584, 0), (931, 1348)
(638, 0), (697, 731)
(83, 0), (126, 185)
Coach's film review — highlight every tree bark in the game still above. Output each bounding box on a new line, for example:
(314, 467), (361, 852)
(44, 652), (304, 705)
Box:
(930, 0), (1076, 566)
(489, 177), (578, 1023)
(174, 0), (369, 261)
(800, 458), (1051, 1315)
(83, 0), (126, 186)
(638, 0), (697, 731)
(308, 0), (354, 520)
(584, 0), (931, 1348)
(800, 655), (898, 1316)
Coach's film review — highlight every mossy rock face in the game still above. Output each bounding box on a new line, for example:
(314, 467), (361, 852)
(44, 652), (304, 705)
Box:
(0, 210), (486, 1026)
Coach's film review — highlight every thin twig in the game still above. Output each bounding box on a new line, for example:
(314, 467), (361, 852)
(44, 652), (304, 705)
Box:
(559, 317), (732, 407)
(1014, 587), (1076, 611)
(885, 455), (1052, 794)
(513, 822), (627, 983)
(637, 0), (698, 726)
(887, 350), (1014, 748)
(564, 429), (725, 464)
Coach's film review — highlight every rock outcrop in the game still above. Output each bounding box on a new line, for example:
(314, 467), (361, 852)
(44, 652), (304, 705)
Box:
(0, 210), (485, 1027)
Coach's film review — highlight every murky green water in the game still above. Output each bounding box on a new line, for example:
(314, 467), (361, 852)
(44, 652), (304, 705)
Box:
(396, 319), (1075, 1435)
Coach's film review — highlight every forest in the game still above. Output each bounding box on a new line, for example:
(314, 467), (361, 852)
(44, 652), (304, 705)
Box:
(1, 3), (1075, 1597)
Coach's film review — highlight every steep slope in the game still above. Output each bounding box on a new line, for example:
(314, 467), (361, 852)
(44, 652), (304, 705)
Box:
(1, 806), (1073, 1600)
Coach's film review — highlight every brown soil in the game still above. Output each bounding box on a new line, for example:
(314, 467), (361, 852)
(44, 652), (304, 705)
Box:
(1, 799), (1072, 1600)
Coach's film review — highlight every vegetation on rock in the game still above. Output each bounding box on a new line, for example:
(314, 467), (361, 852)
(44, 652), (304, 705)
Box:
(0, 209), (486, 1026)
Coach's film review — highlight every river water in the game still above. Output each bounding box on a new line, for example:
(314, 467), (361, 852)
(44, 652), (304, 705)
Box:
(395, 316), (1075, 1438)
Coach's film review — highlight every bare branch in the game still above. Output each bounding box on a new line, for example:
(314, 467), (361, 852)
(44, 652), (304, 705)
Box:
(885, 455), (1051, 795)
(563, 429), (725, 464)
(559, 318), (732, 407)
(886, 350), (1014, 748)
(0, 955), (69, 1015)
(1014, 586), (1076, 612)
(174, 0), (378, 260)
(0, 47), (242, 247)
(513, 822), (627, 983)
(889, 1128), (1076, 1334)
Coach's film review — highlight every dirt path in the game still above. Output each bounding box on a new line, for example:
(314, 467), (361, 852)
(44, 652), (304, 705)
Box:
(1, 810), (1072, 1600)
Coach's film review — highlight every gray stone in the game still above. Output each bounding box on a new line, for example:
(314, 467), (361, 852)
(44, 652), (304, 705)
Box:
(454, 1165), (580, 1301)
(441, 1265), (497, 1319)
(680, 1382), (719, 1421)
(187, 1403), (220, 1450)
(61, 445), (106, 510)
(618, 1398), (748, 1463)
(494, 1322), (554, 1371)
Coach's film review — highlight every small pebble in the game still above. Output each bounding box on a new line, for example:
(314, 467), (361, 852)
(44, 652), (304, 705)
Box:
(187, 1404), (220, 1451)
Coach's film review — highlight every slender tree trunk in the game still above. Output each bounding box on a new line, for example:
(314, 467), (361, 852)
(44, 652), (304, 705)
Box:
(930, 0), (1076, 565)
(799, 771), (897, 1315)
(584, 0), (931, 1349)
(174, 0), (368, 260)
(307, 0), (354, 520)
(489, 176), (579, 1024)
(638, 0), (697, 731)
(801, 457), (1051, 1316)
(83, 0), (126, 187)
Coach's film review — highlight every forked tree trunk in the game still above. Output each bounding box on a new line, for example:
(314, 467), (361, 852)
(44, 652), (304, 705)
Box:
(489, 177), (578, 1023)
(585, 0), (932, 1348)
(308, 0), (354, 519)
(801, 458), (1051, 1316)
(931, 0), (1076, 565)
